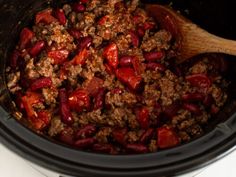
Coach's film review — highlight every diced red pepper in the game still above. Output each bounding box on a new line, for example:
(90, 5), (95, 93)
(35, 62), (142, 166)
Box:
(19, 28), (34, 50)
(186, 74), (211, 91)
(48, 49), (69, 64)
(157, 127), (180, 149)
(21, 91), (42, 118)
(68, 89), (90, 113)
(30, 77), (52, 91)
(115, 67), (143, 92)
(112, 128), (127, 145)
(35, 9), (57, 24)
(71, 48), (88, 65)
(103, 43), (119, 69)
(30, 110), (51, 130)
(85, 77), (104, 96)
(136, 107), (150, 129)
(54, 9), (66, 25)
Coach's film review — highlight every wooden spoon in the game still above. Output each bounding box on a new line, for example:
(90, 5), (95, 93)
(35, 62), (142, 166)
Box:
(145, 4), (236, 63)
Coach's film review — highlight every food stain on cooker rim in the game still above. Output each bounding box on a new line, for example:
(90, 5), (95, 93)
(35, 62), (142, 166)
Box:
(5, 0), (229, 154)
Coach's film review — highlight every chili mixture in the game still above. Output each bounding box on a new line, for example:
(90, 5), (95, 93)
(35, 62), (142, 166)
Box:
(6, 0), (228, 154)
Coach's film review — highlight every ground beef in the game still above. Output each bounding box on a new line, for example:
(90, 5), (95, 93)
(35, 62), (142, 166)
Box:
(159, 70), (181, 106)
(6, 0), (229, 154)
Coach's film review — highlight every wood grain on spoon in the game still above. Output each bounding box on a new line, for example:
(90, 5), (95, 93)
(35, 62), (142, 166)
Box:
(145, 4), (236, 63)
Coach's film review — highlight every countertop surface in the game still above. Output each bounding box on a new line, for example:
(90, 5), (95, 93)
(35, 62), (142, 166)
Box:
(0, 142), (235, 177)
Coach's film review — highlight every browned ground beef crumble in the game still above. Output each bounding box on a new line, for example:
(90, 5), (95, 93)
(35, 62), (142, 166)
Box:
(6, 0), (228, 154)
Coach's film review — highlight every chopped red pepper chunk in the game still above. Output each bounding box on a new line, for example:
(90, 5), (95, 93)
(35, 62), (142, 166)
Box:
(48, 49), (69, 65)
(103, 43), (119, 69)
(136, 107), (150, 129)
(115, 67), (143, 92)
(68, 89), (90, 113)
(21, 91), (42, 118)
(30, 110), (51, 130)
(71, 48), (89, 65)
(157, 127), (180, 149)
(35, 9), (57, 24)
(19, 28), (34, 50)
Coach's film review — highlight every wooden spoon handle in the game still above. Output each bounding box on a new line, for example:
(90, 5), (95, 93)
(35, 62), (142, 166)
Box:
(181, 23), (236, 59)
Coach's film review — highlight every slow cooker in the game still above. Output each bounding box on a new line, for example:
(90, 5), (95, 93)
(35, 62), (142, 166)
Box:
(1, 0), (236, 176)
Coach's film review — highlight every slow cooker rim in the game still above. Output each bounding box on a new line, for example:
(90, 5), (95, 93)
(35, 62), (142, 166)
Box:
(1, 0), (236, 176)
(1, 107), (236, 176)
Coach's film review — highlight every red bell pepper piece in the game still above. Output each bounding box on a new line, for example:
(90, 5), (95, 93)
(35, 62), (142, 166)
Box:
(136, 107), (150, 129)
(68, 89), (90, 113)
(19, 28), (34, 50)
(115, 67), (143, 92)
(21, 91), (42, 118)
(157, 127), (180, 149)
(103, 43), (119, 69)
(71, 48), (88, 65)
(35, 9), (57, 24)
(30, 110), (51, 130)
(48, 49), (69, 64)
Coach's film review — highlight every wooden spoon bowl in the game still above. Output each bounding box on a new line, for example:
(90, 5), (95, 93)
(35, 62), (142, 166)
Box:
(145, 4), (236, 63)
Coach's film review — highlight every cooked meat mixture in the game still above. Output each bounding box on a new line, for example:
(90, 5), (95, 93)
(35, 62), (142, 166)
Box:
(6, 0), (229, 154)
